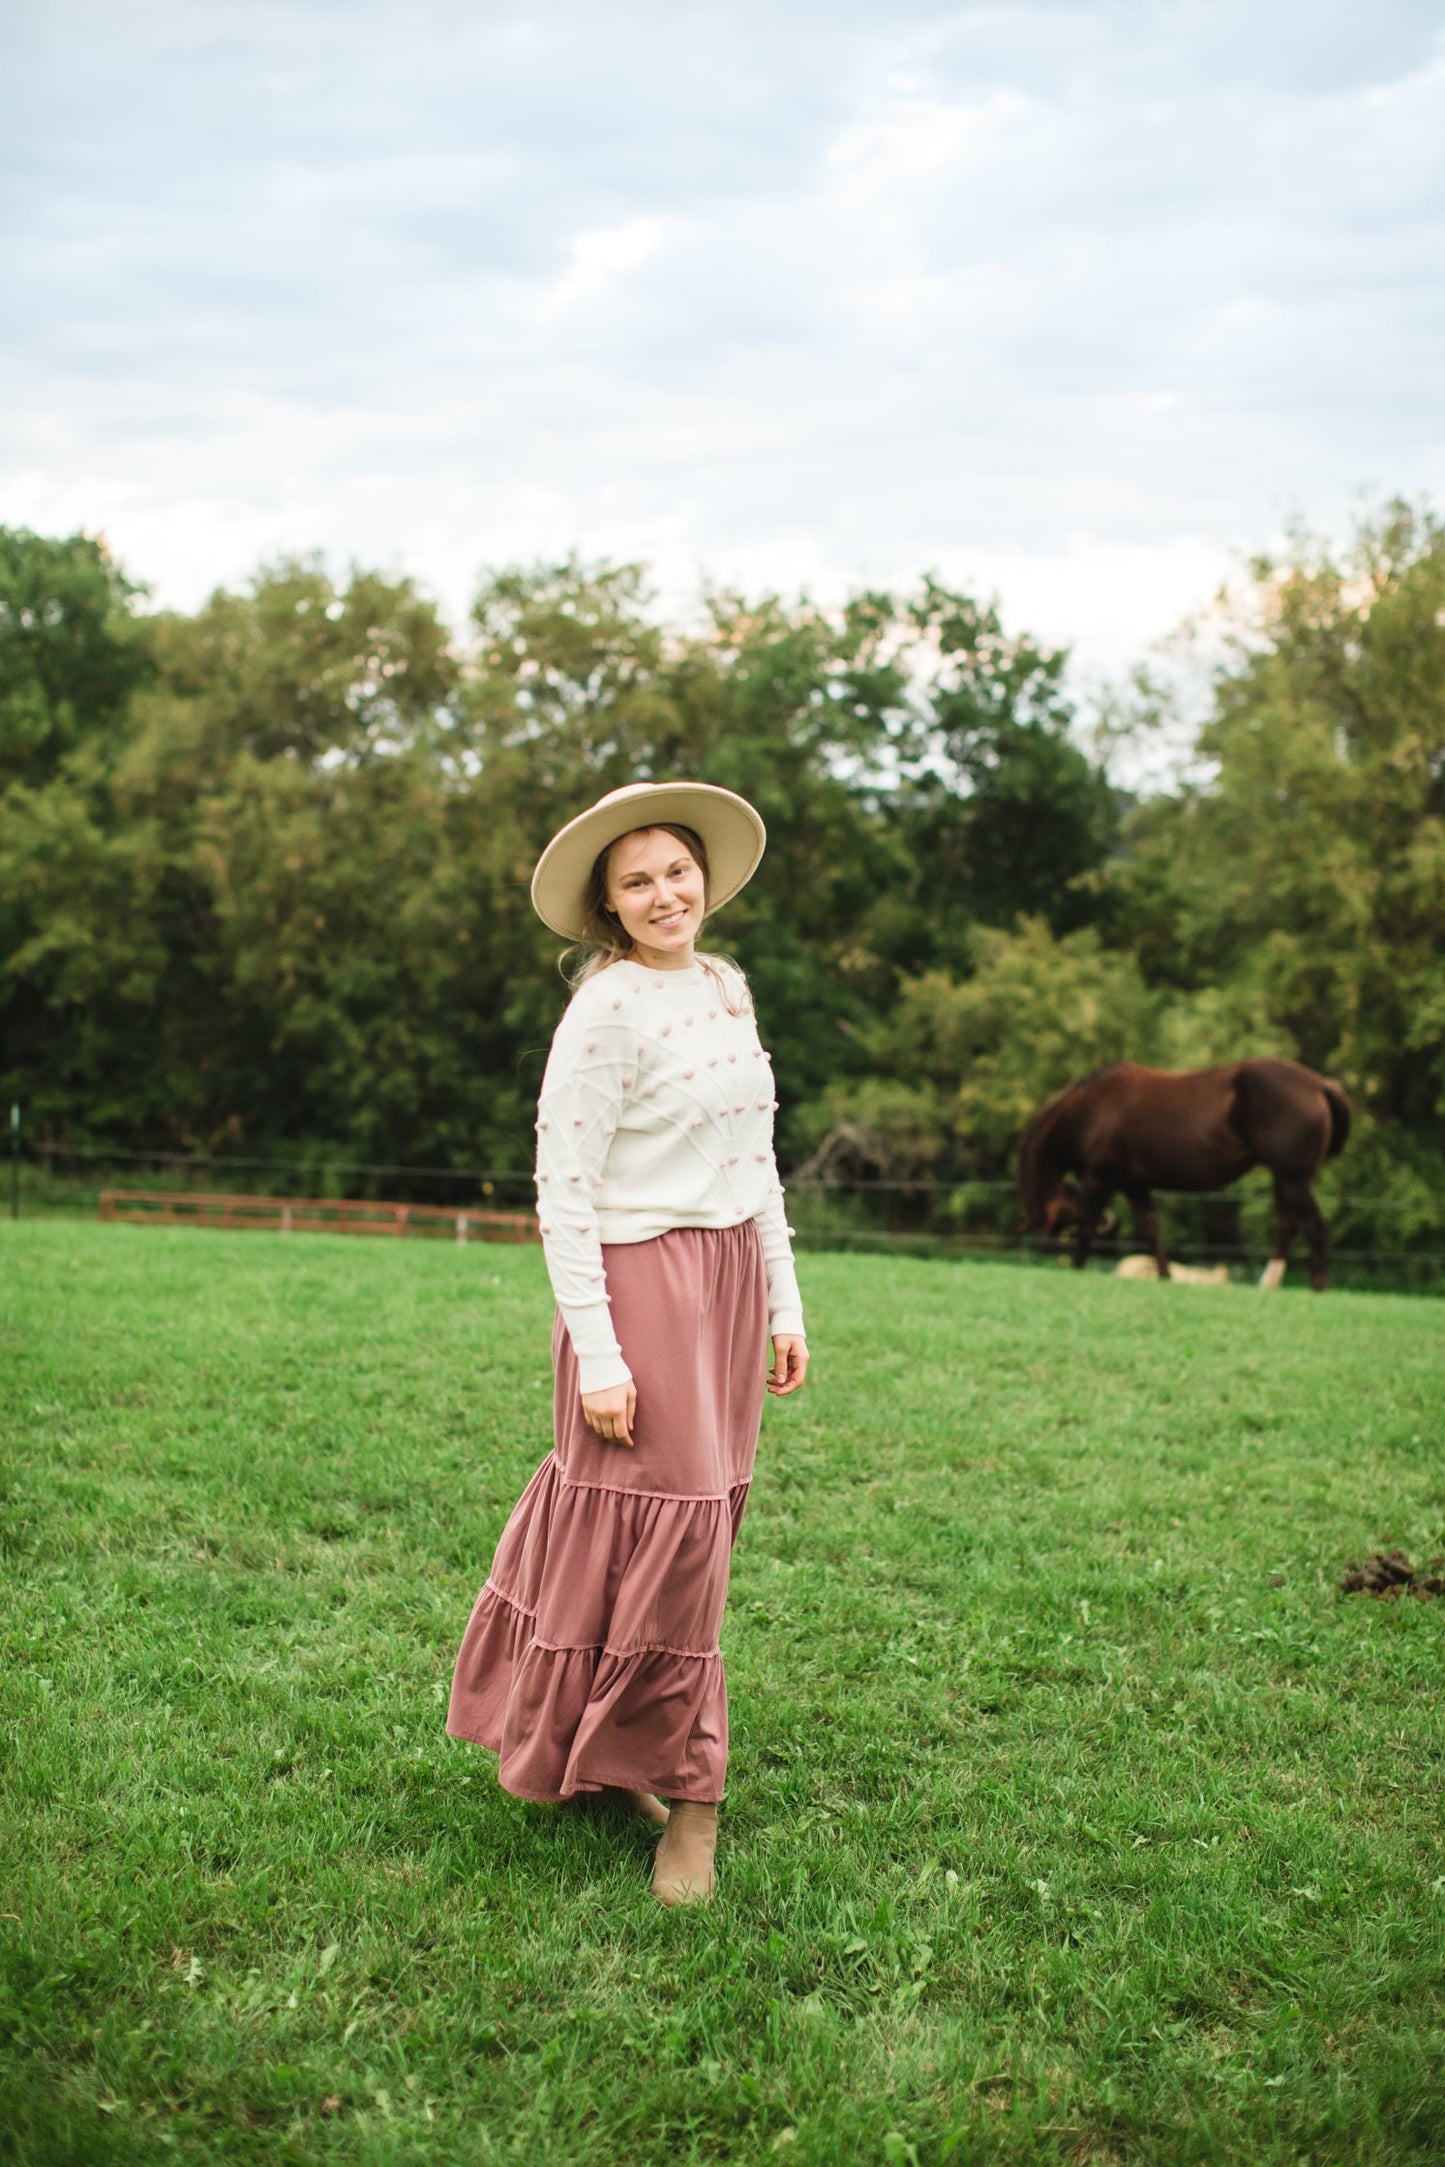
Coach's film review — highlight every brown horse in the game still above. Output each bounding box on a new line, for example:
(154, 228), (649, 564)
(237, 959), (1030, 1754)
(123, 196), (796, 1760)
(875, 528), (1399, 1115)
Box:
(1018, 1058), (1351, 1288)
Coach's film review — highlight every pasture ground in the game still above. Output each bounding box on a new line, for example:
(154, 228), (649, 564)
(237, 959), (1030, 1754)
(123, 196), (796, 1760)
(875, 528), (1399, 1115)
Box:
(1, 1220), (1441, 2166)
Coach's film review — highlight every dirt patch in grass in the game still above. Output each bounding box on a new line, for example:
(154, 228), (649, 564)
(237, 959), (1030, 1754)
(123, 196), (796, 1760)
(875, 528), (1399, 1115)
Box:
(1340, 1549), (1445, 1599)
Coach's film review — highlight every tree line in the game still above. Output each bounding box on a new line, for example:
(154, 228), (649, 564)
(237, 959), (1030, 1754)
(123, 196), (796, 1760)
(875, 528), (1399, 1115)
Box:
(1, 503), (1441, 1262)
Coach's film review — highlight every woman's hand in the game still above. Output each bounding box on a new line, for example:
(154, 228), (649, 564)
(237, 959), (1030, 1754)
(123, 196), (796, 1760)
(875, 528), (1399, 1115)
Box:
(767, 1335), (809, 1396)
(581, 1380), (637, 1446)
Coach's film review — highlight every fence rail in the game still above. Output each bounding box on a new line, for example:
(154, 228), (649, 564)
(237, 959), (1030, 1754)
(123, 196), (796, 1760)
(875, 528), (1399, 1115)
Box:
(4, 1142), (1436, 1290)
(98, 1190), (538, 1244)
(28, 1142), (1439, 1212)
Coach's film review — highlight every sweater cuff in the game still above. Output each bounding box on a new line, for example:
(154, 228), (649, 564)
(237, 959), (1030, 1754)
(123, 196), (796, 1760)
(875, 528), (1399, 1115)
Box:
(768, 1304), (806, 1339)
(557, 1298), (633, 1397)
(577, 1348), (635, 1396)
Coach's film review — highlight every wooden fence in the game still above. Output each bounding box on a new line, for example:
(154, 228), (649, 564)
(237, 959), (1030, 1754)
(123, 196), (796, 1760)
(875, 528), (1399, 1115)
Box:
(99, 1190), (538, 1244)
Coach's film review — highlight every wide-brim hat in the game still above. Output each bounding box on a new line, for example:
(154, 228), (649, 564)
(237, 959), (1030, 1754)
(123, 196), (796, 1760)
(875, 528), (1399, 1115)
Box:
(530, 781), (766, 942)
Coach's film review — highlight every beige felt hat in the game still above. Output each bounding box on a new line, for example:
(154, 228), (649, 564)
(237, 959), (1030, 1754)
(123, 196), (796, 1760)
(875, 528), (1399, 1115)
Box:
(530, 781), (767, 941)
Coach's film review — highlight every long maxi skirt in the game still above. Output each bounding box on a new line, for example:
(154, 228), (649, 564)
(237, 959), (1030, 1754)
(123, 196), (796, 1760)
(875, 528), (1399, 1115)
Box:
(446, 1222), (769, 1802)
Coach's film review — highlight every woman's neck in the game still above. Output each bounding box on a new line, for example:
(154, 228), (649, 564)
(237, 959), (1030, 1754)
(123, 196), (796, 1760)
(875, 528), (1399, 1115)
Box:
(628, 940), (698, 974)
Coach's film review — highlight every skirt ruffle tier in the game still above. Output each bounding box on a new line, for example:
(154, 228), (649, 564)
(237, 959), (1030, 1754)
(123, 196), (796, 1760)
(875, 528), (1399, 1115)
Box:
(446, 1221), (768, 1803)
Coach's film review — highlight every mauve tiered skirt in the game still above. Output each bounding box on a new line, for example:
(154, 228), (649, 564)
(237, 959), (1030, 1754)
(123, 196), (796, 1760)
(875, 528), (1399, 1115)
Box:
(445, 1221), (768, 1802)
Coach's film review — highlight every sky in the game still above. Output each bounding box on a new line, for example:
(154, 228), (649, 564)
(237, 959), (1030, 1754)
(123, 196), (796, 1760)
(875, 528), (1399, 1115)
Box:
(3, 0), (1443, 678)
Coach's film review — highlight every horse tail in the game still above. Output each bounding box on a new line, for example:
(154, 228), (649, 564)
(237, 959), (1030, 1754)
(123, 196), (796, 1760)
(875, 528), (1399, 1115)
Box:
(1322, 1078), (1351, 1160)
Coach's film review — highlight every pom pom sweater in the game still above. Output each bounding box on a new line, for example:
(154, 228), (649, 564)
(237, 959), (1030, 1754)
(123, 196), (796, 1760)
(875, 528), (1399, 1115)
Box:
(534, 957), (806, 1394)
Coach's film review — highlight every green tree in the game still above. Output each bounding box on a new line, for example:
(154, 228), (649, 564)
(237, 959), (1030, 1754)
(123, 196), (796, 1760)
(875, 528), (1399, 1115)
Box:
(1099, 498), (1445, 1257)
(149, 556), (457, 768)
(0, 527), (148, 789)
(887, 582), (1122, 964)
(793, 919), (1157, 1179)
(1113, 501), (1445, 1132)
(0, 555), (461, 1151)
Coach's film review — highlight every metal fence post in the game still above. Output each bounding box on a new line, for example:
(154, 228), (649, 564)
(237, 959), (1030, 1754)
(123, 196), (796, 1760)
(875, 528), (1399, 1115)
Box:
(9, 1104), (18, 1220)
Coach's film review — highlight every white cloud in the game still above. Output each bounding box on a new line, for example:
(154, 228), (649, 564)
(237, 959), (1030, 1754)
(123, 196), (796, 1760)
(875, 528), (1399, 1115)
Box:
(828, 86), (1036, 194)
(544, 214), (678, 314)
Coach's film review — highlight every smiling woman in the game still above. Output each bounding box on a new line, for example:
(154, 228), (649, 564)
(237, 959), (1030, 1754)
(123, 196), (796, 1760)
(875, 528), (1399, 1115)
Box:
(446, 781), (810, 1907)
(581, 820), (712, 977)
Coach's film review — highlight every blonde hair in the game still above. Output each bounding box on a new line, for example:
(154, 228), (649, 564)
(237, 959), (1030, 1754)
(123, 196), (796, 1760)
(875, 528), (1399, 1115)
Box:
(565, 821), (750, 1016)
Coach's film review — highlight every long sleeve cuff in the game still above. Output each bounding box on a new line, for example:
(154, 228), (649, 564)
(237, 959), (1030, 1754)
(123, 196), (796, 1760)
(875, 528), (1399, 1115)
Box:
(557, 1299), (634, 1397)
(752, 1192), (805, 1340)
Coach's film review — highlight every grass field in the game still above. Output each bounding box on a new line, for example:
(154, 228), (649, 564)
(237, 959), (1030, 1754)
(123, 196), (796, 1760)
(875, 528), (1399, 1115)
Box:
(1, 1221), (1441, 2166)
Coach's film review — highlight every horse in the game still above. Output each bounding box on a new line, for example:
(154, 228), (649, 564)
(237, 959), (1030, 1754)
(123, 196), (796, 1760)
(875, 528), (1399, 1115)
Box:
(1018, 1058), (1351, 1289)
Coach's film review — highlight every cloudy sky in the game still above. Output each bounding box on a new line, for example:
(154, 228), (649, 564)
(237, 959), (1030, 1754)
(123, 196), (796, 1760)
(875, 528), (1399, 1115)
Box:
(4, 0), (1442, 672)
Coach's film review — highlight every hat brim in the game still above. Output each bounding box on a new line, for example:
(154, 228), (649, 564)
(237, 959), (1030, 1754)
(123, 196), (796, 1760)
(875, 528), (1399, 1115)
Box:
(530, 782), (767, 941)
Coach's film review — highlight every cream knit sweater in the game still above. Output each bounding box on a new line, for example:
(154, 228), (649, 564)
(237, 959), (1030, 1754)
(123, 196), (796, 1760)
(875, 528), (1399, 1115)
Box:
(534, 956), (806, 1394)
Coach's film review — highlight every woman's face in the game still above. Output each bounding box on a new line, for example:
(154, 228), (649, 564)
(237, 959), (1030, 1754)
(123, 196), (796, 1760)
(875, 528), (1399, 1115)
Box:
(605, 827), (706, 967)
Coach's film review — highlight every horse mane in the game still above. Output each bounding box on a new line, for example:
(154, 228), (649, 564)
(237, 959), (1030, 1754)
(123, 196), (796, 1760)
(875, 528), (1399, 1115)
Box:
(1017, 1065), (1126, 1228)
(1017, 1075), (1084, 1227)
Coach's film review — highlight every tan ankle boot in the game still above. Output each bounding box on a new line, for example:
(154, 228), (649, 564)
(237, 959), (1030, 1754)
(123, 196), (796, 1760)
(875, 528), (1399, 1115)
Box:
(650, 1801), (718, 1905)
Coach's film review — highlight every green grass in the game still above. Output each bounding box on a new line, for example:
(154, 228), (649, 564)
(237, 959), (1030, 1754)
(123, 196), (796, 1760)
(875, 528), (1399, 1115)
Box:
(1, 1221), (1442, 2166)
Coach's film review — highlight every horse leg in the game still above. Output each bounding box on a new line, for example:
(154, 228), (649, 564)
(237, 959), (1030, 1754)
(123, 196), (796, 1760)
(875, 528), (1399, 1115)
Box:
(1126, 1187), (1170, 1280)
(1262, 1179), (1302, 1290)
(1071, 1182), (1113, 1271)
(1297, 1183), (1330, 1290)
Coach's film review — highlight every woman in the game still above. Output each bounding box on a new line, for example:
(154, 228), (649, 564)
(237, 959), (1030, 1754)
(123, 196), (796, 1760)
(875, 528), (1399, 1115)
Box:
(446, 781), (809, 1905)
